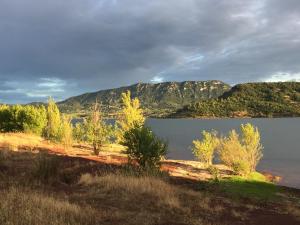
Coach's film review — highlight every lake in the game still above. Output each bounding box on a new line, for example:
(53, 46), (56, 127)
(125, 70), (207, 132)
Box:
(146, 118), (300, 189)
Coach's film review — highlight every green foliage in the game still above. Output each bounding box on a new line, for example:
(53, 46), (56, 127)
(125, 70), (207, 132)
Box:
(58, 81), (230, 117)
(219, 123), (263, 176)
(121, 125), (167, 169)
(83, 101), (112, 155)
(59, 114), (73, 149)
(73, 123), (85, 143)
(179, 82), (300, 118)
(0, 104), (47, 135)
(116, 91), (145, 142)
(45, 97), (61, 140)
(192, 130), (219, 166)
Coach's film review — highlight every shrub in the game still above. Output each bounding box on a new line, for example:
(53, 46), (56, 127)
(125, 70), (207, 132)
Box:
(208, 165), (220, 181)
(121, 125), (167, 170)
(192, 130), (220, 166)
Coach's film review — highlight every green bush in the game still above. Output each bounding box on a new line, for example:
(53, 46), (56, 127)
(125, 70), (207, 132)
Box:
(0, 105), (47, 135)
(121, 125), (167, 170)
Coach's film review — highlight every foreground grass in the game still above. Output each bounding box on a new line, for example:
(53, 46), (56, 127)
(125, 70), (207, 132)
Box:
(0, 187), (101, 225)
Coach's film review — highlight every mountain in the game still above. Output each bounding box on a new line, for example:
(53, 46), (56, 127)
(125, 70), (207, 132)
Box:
(58, 80), (231, 117)
(172, 82), (300, 118)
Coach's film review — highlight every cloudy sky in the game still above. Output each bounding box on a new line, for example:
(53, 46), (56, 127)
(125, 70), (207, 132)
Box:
(1, 0), (300, 103)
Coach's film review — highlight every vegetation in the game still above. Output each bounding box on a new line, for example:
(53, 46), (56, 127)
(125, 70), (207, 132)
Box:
(0, 104), (47, 135)
(58, 114), (73, 150)
(192, 123), (263, 177)
(0, 140), (300, 225)
(174, 82), (300, 118)
(220, 123), (263, 176)
(83, 101), (112, 155)
(45, 97), (61, 140)
(121, 125), (168, 169)
(192, 130), (219, 166)
(58, 80), (230, 117)
(116, 91), (145, 142)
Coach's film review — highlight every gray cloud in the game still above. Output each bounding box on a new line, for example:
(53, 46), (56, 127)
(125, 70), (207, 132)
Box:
(0, 0), (300, 103)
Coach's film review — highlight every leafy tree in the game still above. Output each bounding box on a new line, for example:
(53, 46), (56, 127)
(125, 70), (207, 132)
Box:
(73, 122), (85, 143)
(240, 123), (263, 172)
(0, 104), (47, 135)
(22, 105), (47, 135)
(45, 97), (61, 140)
(121, 125), (167, 169)
(219, 123), (263, 176)
(192, 130), (220, 166)
(59, 114), (73, 150)
(116, 91), (145, 143)
(84, 101), (111, 155)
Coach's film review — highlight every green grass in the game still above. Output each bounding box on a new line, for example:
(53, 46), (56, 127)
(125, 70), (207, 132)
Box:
(217, 172), (279, 201)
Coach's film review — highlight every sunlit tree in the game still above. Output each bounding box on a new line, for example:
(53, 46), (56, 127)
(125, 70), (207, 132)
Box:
(192, 130), (220, 166)
(45, 97), (61, 140)
(116, 91), (145, 143)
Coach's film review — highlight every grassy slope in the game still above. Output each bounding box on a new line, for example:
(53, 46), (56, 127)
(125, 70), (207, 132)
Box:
(0, 133), (300, 225)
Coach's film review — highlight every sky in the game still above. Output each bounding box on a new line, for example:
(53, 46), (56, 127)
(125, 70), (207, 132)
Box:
(1, 0), (300, 104)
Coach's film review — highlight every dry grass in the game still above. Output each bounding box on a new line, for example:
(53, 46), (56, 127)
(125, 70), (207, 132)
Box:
(0, 132), (43, 151)
(0, 187), (101, 225)
(79, 173), (180, 208)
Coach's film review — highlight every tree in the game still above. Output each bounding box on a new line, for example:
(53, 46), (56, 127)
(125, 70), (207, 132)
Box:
(85, 101), (111, 155)
(121, 125), (167, 170)
(116, 91), (145, 143)
(59, 114), (73, 150)
(22, 105), (47, 135)
(45, 97), (61, 140)
(219, 123), (263, 176)
(0, 104), (47, 135)
(192, 130), (219, 166)
(240, 123), (263, 172)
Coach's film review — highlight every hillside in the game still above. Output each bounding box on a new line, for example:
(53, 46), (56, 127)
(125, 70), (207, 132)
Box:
(172, 82), (300, 118)
(58, 80), (230, 117)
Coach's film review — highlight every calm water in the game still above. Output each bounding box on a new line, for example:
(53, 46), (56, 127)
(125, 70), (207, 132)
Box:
(146, 118), (300, 188)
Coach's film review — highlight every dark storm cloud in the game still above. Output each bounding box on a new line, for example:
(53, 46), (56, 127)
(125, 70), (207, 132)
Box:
(0, 0), (300, 103)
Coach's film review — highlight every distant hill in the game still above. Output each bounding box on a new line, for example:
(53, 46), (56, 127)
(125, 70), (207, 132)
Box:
(58, 80), (231, 117)
(172, 82), (300, 118)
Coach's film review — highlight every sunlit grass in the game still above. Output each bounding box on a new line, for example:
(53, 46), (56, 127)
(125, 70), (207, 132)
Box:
(217, 172), (279, 201)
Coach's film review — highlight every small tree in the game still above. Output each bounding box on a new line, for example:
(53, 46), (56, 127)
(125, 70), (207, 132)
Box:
(73, 122), (85, 143)
(121, 125), (167, 170)
(241, 123), (263, 172)
(219, 123), (263, 176)
(116, 91), (145, 143)
(45, 97), (61, 140)
(59, 114), (73, 150)
(192, 130), (219, 166)
(85, 101), (110, 155)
